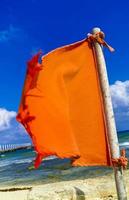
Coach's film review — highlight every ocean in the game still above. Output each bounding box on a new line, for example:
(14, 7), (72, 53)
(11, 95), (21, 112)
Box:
(0, 131), (129, 188)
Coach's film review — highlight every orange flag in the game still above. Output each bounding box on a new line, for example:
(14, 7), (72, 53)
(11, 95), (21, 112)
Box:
(16, 38), (112, 168)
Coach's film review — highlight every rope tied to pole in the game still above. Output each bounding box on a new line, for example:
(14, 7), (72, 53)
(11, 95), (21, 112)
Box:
(87, 31), (115, 52)
(112, 149), (128, 169)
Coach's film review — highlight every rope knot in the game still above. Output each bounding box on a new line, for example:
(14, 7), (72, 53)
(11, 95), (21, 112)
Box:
(112, 149), (128, 170)
(87, 31), (115, 52)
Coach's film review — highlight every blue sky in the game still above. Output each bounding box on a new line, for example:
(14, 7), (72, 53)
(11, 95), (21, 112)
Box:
(0, 0), (129, 144)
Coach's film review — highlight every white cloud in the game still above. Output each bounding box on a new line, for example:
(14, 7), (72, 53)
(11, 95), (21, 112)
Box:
(110, 80), (129, 130)
(0, 108), (31, 144)
(110, 80), (129, 108)
(0, 24), (26, 42)
(0, 108), (16, 131)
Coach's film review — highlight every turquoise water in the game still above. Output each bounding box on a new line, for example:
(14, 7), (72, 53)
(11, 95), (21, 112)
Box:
(0, 131), (129, 187)
(118, 130), (129, 146)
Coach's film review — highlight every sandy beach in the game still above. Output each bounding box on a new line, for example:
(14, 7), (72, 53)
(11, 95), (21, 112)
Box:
(0, 168), (129, 200)
(0, 138), (129, 200)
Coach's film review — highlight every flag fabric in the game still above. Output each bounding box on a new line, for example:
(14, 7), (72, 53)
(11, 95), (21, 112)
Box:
(16, 38), (112, 168)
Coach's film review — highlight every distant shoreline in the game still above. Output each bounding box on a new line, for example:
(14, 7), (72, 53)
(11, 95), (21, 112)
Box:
(0, 144), (32, 153)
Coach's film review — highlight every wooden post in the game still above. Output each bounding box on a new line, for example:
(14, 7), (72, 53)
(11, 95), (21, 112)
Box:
(92, 27), (127, 200)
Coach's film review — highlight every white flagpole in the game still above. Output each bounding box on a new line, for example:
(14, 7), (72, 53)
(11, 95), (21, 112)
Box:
(92, 27), (127, 200)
